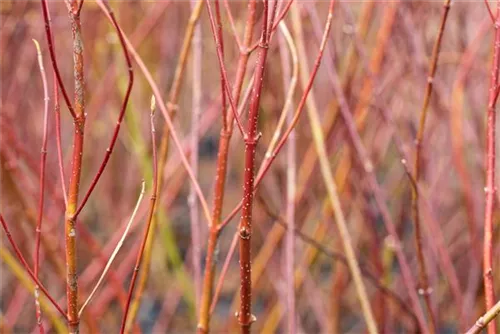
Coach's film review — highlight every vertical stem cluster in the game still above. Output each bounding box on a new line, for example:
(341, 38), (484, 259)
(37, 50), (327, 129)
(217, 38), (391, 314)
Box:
(198, 1), (257, 332)
(484, 3), (500, 334)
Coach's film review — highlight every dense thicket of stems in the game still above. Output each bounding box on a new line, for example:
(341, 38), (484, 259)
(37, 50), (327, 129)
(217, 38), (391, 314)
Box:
(4, 2), (500, 333)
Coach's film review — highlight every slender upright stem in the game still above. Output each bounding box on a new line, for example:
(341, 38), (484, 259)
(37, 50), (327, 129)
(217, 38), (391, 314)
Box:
(213, 0), (228, 130)
(41, 3), (68, 207)
(77, 182), (146, 318)
(411, 1), (451, 332)
(189, 0), (203, 308)
(238, 3), (270, 332)
(54, 73), (67, 206)
(484, 3), (500, 333)
(284, 67), (297, 334)
(40, 0), (76, 119)
(449, 19), (491, 280)
(120, 98), (158, 334)
(64, 3), (86, 332)
(32, 38), (49, 334)
(278, 22), (297, 334)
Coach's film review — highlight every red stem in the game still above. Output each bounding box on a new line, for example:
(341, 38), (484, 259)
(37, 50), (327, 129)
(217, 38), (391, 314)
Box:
(40, 0), (76, 119)
(222, 0), (243, 50)
(197, 1), (258, 331)
(205, 0), (246, 137)
(238, 2), (270, 332)
(44, 0), (68, 206)
(214, 0), (228, 130)
(74, 6), (134, 219)
(64, 3), (86, 332)
(486, 0), (495, 22)
(247, 0), (294, 54)
(484, 4), (500, 333)
(54, 73), (68, 206)
(218, 1), (335, 231)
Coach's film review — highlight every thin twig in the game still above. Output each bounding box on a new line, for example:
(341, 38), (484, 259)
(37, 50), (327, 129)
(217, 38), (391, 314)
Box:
(371, 96), (466, 332)
(278, 21), (297, 334)
(449, 17), (490, 269)
(265, 22), (298, 157)
(74, 1), (134, 218)
(485, 0), (495, 23)
(411, 1), (451, 332)
(40, 0), (76, 119)
(484, 3), (500, 334)
(95, 0), (212, 227)
(466, 299), (500, 334)
(78, 181), (146, 317)
(222, 0), (243, 50)
(125, 0), (204, 328)
(205, 0), (246, 137)
(54, 75), (67, 206)
(120, 97), (159, 334)
(189, 0), (203, 308)
(32, 38), (49, 334)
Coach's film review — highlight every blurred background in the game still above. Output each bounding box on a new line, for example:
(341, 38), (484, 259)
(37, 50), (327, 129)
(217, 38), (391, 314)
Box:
(1, 1), (499, 333)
